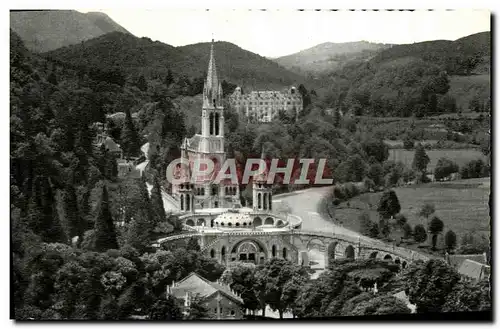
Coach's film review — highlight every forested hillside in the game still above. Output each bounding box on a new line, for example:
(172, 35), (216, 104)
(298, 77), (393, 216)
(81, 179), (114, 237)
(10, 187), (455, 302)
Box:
(317, 31), (490, 116)
(45, 32), (308, 90)
(10, 10), (130, 52)
(274, 41), (392, 75)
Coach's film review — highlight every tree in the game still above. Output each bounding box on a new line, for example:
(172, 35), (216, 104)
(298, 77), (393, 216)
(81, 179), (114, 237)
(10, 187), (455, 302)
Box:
(378, 219), (391, 239)
(377, 190), (401, 219)
(149, 295), (183, 320)
(61, 184), (84, 244)
(412, 143), (430, 173)
(136, 75), (148, 92)
(402, 223), (413, 240)
(367, 163), (384, 187)
(185, 294), (209, 319)
(418, 203), (435, 226)
(434, 158), (459, 181)
(93, 183), (119, 252)
(333, 109), (341, 128)
(121, 108), (141, 158)
(442, 279), (491, 312)
(362, 139), (389, 163)
(347, 295), (411, 316)
(428, 216), (444, 250)
(220, 262), (260, 312)
(444, 230), (457, 252)
(404, 259), (461, 313)
(186, 236), (201, 252)
(27, 175), (67, 244)
(403, 135), (415, 150)
(414, 224), (427, 243)
(254, 258), (310, 319)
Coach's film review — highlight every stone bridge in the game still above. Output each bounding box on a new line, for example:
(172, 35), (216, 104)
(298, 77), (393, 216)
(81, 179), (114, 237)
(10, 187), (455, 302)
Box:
(156, 227), (431, 269)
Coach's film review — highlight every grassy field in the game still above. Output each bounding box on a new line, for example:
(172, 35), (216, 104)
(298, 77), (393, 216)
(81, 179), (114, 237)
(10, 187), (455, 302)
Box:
(388, 148), (486, 172)
(334, 177), (491, 244)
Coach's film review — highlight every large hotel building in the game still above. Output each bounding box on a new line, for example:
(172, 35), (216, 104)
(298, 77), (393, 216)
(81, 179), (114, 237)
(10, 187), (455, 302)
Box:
(229, 86), (303, 122)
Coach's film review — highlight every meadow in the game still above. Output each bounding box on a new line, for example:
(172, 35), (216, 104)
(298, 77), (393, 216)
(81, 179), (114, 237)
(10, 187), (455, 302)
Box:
(334, 177), (491, 243)
(388, 148), (486, 172)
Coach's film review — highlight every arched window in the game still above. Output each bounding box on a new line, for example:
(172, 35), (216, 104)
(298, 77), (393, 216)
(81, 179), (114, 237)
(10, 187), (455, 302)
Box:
(269, 194), (272, 210)
(186, 194), (190, 211)
(282, 247), (287, 259)
(180, 194), (184, 210)
(272, 245), (276, 258)
(258, 193), (261, 209)
(215, 113), (220, 135)
(254, 217), (262, 226)
(209, 113), (214, 135)
(263, 194), (268, 210)
(210, 249), (215, 258)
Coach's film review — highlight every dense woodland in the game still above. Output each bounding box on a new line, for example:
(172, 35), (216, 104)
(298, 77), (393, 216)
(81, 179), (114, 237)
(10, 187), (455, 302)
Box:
(10, 26), (491, 320)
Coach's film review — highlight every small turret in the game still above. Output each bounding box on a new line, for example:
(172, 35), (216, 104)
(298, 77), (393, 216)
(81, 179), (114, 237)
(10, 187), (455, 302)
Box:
(252, 146), (272, 212)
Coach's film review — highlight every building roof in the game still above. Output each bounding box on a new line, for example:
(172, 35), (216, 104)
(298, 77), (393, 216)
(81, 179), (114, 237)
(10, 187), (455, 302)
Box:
(214, 210), (254, 227)
(96, 136), (122, 153)
(392, 290), (416, 313)
(458, 259), (490, 281)
(170, 272), (243, 304)
(445, 253), (487, 270)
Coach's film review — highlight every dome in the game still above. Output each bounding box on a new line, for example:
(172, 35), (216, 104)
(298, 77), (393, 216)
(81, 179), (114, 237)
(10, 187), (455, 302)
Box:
(214, 210), (253, 228)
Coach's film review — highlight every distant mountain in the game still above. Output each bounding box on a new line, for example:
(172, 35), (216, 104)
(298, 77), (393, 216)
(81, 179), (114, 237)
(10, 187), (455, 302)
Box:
(10, 10), (130, 52)
(317, 31), (491, 115)
(45, 32), (309, 90)
(372, 31), (490, 75)
(273, 41), (393, 75)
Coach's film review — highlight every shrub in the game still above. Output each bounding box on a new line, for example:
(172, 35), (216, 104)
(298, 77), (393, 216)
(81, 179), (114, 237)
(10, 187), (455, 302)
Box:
(414, 224), (427, 243)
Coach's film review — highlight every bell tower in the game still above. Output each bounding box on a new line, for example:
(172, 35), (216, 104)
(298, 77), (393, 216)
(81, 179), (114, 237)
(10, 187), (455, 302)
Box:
(200, 39), (225, 154)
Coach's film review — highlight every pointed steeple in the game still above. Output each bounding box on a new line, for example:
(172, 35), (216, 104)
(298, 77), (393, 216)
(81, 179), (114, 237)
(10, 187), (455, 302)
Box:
(206, 39), (219, 97)
(203, 39), (223, 108)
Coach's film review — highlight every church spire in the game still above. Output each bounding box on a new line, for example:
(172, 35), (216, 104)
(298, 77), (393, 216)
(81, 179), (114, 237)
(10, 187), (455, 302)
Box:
(205, 39), (220, 104)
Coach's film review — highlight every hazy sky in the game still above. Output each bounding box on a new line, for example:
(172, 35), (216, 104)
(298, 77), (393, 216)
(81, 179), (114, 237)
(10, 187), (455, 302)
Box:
(81, 9), (489, 57)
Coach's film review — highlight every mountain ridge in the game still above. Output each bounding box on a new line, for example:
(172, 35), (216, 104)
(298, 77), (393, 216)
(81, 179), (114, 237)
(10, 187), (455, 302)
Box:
(10, 10), (131, 52)
(45, 32), (310, 91)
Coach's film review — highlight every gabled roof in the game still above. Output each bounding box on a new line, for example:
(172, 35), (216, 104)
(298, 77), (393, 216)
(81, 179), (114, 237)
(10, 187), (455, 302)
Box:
(446, 253), (487, 270)
(458, 259), (490, 281)
(170, 272), (243, 305)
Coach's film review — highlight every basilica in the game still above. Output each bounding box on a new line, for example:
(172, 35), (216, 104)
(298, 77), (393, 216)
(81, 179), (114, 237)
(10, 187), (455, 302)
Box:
(172, 40), (240, 210)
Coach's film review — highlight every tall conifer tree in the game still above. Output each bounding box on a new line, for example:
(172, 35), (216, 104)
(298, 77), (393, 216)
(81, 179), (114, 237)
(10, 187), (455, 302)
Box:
(121, 108), (141, 158)
(93, 183), (118, 252)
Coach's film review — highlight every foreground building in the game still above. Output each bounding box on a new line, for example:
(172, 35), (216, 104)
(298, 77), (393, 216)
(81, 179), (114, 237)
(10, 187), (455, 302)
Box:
(229, 87), (303, 122)
(168, 272), (244, 319)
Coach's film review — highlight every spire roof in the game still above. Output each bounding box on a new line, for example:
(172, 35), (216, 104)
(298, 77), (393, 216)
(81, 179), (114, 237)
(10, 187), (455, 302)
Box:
(206, 39), (219, 96)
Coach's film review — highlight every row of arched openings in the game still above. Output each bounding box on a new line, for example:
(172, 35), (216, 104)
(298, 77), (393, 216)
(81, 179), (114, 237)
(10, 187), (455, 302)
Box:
(271, 245), (287, 259)
(209, 113), (221, 136)
(225, 186), (237, 195)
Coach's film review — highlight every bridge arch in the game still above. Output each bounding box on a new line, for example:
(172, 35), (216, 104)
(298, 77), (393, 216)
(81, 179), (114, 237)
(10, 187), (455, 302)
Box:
(197, 218), (206, 226)
(186, 219), (195, 226)
(264, 217), (274, 225)
(345, 245), (355, 259)
(369, 251), (378, 259)
(383, 254), (393, 261)
(254, 217), (262, 227)
(229, 238), (268, 264)
(402, 261), (408, 269)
